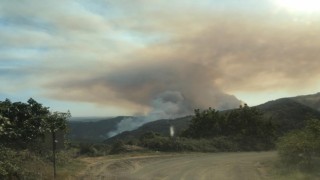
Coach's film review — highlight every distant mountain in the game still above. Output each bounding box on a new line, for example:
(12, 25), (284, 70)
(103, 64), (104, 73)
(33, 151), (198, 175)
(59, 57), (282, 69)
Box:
(105, 97), (320, 143)
(69, 117), (115, 122)
(68, 92), (320, 143)
(68, 116), (131, 142)
(291, 92), (320, 112)
(104, 116), (192, 143)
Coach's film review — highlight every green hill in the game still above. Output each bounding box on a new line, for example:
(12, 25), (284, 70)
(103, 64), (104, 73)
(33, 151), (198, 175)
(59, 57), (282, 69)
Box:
(105, 97), (320, 143)
(104, 116), (192, 143)
(68, 116), (131, 142)
(68, 93), (320, 143)
(291, 92), (320, 112)
(256, 98), (320, 134)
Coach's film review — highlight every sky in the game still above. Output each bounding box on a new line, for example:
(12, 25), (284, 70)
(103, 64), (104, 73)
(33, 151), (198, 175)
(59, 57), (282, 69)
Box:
(1, 0), (320, 117)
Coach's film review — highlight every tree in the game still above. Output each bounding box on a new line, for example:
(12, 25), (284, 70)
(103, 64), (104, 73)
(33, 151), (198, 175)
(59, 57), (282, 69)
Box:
(44, 111), (70, 179)
(182, 108), (225, 138)
(225, 104), (260, 136)
(225, 104), (276, 149)
(0, 98), (71, 179)
(182, 105), (276, 150)
(0, 98), (50, 148)
(0, 115), (15, 140)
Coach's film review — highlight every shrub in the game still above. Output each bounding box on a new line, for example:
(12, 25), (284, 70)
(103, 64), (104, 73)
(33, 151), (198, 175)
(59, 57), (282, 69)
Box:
(139, 133), (240, 152)
(277, 119), (320, 170)
(0, 146), (21, 179)
(109, 141), (126, 154)
(0, 146), (51, 179)
(76, 143), (110, 156)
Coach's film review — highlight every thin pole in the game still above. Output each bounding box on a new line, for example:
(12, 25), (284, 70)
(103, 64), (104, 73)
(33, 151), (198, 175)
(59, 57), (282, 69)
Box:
(52, 131), (56, 179)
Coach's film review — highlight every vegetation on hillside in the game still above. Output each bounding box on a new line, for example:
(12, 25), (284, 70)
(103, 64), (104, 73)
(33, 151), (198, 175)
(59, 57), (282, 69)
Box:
(119, 105), (276, 152)
(182, 105), (275, 150)
(105, 116), (192, 144)
(68, 116), (127, 142)
(105, 98), (320, 146)
(292, 92), (320, 112)
(257, 98), (320, 134)
(277, 118), (320, 170)
(1, 96), (320, 179)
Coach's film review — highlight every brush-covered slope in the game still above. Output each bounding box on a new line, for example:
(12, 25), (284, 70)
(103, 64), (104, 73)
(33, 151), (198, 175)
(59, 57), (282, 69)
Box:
(291, 92), (320, 112)
(68, 116), (131, 142)
(106, 98), (320, 143)
(256, 98), (320, 133)
(68, 93), (320, 143)
(104, 116), (192, 143)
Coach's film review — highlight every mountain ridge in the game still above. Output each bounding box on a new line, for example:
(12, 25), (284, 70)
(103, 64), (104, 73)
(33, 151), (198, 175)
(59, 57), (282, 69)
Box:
(68, 92), (320, 143)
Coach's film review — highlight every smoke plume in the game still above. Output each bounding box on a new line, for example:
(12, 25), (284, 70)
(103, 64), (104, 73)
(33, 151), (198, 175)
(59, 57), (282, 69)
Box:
(107, 90), (220, 138)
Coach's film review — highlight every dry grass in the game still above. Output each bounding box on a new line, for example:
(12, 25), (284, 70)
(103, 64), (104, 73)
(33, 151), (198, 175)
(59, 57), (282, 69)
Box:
(271, 159), (320, 180)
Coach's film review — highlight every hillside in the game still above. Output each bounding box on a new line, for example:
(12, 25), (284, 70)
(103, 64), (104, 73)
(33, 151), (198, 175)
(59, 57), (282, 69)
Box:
(68, 93), (320, 143)
(105, 97), (320, 143)
(291, 92), (320, 112)
(256, 98), (320, 133)
(68, 116), (131, 142)
(104, 116), (192, 143)
(69, 117), (116, 122)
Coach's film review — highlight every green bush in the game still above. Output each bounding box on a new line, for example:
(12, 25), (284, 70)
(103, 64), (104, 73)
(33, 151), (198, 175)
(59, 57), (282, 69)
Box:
(77, 143), (109, 156)
(0, 146), (21, 179)
(211, 136), (239, 152)
(109, 141), (127, 154)
(277, 119), (320, 170)
(182, 105), (276, 151)
(139, 133), (241, 152)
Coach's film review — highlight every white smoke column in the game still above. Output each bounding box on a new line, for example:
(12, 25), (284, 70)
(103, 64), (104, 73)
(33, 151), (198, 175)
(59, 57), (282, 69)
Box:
(107, 91), (191, 138)
(149, 91), (192, 119)
(107, 117), (145, 138)
(170, 125), (175, 137)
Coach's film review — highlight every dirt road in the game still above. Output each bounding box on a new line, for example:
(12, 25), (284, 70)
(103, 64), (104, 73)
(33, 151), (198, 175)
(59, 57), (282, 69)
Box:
(78, 151), (276, 180)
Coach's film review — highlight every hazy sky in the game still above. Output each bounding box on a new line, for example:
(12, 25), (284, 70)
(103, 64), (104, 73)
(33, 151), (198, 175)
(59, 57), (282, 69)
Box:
(1, 0), (320, 117)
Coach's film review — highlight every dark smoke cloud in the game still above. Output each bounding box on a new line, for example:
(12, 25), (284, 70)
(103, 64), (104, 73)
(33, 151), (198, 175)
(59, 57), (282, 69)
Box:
(107, 89), (232, 138)
(3, 0), (320, 133)
(45, 12), (320, 117)
(48, 57), (242, 116)
(22, 1), (318, 117)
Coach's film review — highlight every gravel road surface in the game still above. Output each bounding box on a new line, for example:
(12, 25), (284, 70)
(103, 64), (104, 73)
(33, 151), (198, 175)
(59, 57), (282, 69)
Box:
(79, 151), (276, 180)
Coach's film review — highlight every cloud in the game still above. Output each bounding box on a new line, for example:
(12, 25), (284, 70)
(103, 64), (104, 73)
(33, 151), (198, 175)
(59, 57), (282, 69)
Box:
(46, 59), (241, 115)
(1, 0), (320, 116)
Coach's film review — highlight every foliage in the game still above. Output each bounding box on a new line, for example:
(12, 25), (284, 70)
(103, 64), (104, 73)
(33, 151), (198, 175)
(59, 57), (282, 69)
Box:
(109, 141), (127, 154)
(139, 133), (183, 152)
(45, 111), (70, 133)
(77, 143), (110, 156)
(0, 98), (71, 179)
(139, 133), (239, 152)
(0, 98), (70, 149)
(182, 108), (225, 138)
(181, 105), (276, 151)
(68, 116), (125, 142)
(258, 98), (320, 135)
(0, 146), (52, 179)
(277, 119), (320, 170)
(0, 115), (15, 139)
(0, 146), (20, 179)
(0, 98), (49, 148)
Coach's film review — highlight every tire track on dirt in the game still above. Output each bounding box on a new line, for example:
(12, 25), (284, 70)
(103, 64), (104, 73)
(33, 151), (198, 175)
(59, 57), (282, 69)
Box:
(78, 152), (276, 180)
